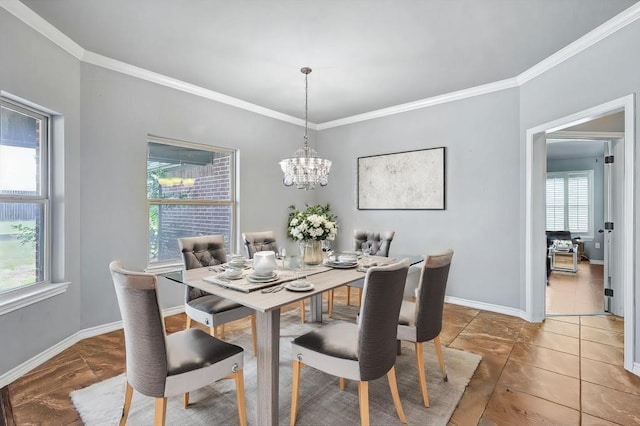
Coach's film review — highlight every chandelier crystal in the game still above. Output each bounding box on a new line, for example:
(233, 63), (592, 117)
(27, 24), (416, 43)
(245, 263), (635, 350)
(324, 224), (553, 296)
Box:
(279, 67), (332, 190)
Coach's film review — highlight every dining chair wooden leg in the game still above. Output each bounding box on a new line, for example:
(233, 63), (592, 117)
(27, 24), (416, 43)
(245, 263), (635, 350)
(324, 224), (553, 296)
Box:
(119, 381), (133, 426)
(347, 286), (352, 305)
(220, 324), (226, 339)
(234, 370), (248, 426)
(358, 288), (363, 306)
(339, 377), (346, 390)
(299, 300), (305, 323)
(357, 381), (370, 426)
(154, 397), (167, 426)
(387, 367), (407, 423)
(185, 316), (192, 330)
(182, 392), (189, 408)
(250, 314), (257, 355)
(290, 360), (302, 426)
(415, 342), (429, 407)
(434, 335), (448, 381)
(209, 326), (216, 337)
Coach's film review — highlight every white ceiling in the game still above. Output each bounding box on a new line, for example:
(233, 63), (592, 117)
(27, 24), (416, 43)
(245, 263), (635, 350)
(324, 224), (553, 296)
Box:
(18, 0), (639, 124)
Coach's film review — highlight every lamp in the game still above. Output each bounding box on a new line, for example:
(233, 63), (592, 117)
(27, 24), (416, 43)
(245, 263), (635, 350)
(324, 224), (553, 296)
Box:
(279, 67), (331, 190)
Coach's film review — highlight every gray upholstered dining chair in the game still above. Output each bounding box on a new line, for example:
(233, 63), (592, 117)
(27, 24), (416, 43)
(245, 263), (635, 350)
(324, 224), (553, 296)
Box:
(290, 260), (410, 426)
(327, 229), (395, 315)
(397, 249), (454, 407)
(179, 235), (257, 354)
(241, 230), (279, 259)
(109, 261), (247, 426)
(242, 230), (307, 323)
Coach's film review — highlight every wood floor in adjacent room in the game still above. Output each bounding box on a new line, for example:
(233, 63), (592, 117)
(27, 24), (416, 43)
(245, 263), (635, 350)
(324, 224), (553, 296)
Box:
(547, 260), (605, 315)
(2, 287), (639, 425)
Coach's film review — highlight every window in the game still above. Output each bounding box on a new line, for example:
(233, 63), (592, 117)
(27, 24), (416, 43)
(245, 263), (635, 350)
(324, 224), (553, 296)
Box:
(0, 98), (49, 293)
(147, 137), (236, 265)
(546, 170), (594, 236)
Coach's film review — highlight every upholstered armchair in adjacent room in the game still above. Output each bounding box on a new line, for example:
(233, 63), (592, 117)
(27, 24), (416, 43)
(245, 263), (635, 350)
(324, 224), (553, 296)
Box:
(546, 230), (581, 281)
(178, 235), (257, 354)
(290, 260), (410, 426)
(397, 249), (453, 407)
(109, 261), (247, 426)
(242, 230), (306, 323)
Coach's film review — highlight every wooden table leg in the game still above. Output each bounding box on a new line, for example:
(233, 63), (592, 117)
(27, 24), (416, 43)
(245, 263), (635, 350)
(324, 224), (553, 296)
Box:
(255, 309), (280, 425)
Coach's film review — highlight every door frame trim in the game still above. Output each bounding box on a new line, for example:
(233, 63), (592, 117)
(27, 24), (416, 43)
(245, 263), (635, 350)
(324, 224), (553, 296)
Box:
(524, 94), (635, 373)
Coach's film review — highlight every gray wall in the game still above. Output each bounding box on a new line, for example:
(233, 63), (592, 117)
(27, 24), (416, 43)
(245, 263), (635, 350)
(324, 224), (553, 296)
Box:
(519, 19), (640, 363)
(0, 8), (316, 376)
(547, 156), (605, 260)
(319, 89), (521, 309)
(79, 63), (316, 328)
(0, 8), (82, 374)
(2, 6), (640, 375)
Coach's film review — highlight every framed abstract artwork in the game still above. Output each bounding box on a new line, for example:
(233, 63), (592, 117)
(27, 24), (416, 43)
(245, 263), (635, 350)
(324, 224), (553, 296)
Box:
(357, 147), (446, 210)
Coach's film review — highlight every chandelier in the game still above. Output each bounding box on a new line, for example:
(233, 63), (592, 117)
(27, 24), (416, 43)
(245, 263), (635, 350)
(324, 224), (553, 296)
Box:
(279, 67), (332, 190)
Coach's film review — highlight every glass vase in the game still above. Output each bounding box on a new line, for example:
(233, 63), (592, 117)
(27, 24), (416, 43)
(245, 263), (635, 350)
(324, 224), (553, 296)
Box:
(303, 240), (323, 265)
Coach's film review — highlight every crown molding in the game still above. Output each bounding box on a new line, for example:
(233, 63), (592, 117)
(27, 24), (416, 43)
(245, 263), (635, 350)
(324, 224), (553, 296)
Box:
(3, 0), (639, 130)
(0, 0), (84, 59)
(517, 2), (640, 85)
(317, 78), (519, 130)
(82, 51), (308, 128)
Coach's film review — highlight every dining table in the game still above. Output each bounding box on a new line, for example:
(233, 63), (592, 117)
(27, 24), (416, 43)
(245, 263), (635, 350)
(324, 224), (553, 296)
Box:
(169, 254), (421, 425)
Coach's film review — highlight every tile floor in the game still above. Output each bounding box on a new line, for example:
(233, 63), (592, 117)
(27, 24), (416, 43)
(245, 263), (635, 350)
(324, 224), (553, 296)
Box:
(2, 288), (639, 425)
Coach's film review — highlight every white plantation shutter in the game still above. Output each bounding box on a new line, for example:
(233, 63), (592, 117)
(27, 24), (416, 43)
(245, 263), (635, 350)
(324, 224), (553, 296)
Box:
(567, 175), (589, 232)
(546, 171), (593, 235)
(546, 177), (565, 231)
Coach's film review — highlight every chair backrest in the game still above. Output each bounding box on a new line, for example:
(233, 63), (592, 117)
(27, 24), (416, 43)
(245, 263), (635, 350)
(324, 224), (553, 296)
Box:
(242, 231), (278, 259)
(109, 261), (168, 397)
(178, 235), (227, 301)
(357, 259), (409, 381)
(353, 230), (395, 257)
(414, 250), (454, 342)
(178, 235), (227, 269)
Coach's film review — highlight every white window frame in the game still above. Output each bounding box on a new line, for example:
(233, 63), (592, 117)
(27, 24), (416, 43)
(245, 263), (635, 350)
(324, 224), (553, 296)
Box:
(0, 96), (68, 316)
(146, 135), (237, 268)
(546, 170), (595, 238)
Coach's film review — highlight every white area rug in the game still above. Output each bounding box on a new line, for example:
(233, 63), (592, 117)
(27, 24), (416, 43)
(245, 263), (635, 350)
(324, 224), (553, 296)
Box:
(71, 306), (481, 425)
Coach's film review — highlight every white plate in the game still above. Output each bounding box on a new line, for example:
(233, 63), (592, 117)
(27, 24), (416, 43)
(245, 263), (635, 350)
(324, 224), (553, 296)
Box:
(247, 274), (278, 283)
(285, 281), (314, 292)
(251, 270), (276, 277)
(222, 262), (250, 270)
(325, 261), (358, 269)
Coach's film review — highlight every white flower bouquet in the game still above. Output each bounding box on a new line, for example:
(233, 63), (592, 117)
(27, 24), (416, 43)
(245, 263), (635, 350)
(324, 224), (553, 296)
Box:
(287, 204), (338, 241)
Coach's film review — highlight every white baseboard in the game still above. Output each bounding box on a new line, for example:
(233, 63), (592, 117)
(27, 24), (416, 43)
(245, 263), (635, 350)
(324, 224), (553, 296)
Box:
(445, 296), (529, 322)
(590, 259), (604, 265)
(0, 305), (184, 389)
(633, 362), (640, 376)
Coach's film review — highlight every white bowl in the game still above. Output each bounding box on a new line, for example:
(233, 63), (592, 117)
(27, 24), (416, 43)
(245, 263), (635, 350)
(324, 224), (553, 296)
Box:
(224, 268), (243, 279)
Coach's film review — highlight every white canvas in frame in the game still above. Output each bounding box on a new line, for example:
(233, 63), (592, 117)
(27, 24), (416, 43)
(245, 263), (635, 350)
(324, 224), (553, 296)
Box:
(358, 147), (445, 210)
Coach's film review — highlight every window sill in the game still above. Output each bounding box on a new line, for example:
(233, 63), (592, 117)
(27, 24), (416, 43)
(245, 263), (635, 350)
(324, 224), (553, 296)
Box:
(144, 263), (184, 274)
(0, 282), (70, 316)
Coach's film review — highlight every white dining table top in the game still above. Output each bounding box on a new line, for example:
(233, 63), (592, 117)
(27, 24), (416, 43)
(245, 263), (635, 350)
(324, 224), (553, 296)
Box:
(180, 261), (373, 312)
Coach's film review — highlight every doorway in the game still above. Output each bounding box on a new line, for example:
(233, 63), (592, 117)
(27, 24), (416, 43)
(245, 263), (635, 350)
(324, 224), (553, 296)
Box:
(525, 94), (636, 373)
(545, 132), (620, 316)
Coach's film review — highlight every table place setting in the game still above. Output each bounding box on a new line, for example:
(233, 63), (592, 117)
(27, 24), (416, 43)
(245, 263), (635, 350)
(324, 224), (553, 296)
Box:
(324, 252), (359, 269)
